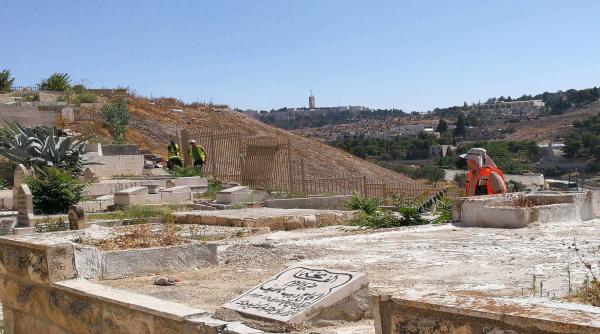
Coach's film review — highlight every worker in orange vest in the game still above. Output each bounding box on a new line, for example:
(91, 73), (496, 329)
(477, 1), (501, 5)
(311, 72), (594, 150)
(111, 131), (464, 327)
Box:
(461, 148), (507, 196)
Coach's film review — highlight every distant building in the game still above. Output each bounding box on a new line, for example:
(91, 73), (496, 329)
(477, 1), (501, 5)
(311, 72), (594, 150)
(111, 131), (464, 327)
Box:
(470, 100), (545, 120)
(389, 125), (424, 137)
(308, 91), (316, 109)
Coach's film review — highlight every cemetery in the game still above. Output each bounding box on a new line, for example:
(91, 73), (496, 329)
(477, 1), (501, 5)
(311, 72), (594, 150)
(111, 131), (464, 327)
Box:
(0, 138), (599, 333)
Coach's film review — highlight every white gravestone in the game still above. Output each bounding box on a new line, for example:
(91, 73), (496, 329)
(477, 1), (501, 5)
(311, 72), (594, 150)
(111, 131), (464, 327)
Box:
(223, 267), (368, 323)
(16, 184), (34, 227)
(12, 164), (31, 209)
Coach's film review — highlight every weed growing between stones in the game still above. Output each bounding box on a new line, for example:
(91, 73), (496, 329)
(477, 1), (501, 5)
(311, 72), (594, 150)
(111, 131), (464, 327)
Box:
(83, 223), (188, 251)
(34, 217), (70, 233)
(347, 193), (429, 228)
(569, 239), (600, 306)
(87, 205), (178, 223)
(169, 165), (205, 177)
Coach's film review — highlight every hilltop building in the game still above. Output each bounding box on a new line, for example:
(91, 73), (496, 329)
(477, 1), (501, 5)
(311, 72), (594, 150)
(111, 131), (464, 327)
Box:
(470, 99), (545, 120)
(309, 91), (316, 109)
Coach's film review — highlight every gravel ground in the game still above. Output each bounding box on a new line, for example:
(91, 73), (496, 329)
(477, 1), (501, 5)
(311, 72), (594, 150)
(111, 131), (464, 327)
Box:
(99, 220), (600, 333)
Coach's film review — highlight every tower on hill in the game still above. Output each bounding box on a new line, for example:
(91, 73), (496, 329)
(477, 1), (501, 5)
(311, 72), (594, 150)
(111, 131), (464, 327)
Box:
(309, 90), (316, 109)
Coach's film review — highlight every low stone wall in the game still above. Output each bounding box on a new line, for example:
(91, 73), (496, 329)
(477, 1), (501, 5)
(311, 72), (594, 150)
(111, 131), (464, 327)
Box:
(0, 233), (261, 334)
(174, 208), (355, 231)
(84, 177), (208, 198)
(74, 243), (217, 279)
(100, 144), (140, 156)
(453, 191), (600, 228)
(84, 155), (145, 177)
(265, 195), (352, 210)
(373, 291), (600, 334)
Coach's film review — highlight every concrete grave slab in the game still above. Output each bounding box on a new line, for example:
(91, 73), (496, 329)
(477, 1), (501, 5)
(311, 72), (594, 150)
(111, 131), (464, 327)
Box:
(114, 186), (149, 206)
(223, 267), (368, 324)
(216, 186), (250, 204)
(454, 191), (600, 228)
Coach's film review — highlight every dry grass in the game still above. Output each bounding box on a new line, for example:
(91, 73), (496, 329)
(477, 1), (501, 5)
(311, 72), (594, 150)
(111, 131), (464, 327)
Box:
(85, 223), (188, 251)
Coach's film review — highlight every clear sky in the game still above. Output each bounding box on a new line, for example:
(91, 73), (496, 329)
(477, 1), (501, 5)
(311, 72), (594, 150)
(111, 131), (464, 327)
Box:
(2, 0), (599, 111)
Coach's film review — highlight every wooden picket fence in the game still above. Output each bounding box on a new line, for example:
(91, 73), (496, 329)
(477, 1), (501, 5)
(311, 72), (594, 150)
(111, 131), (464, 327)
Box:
(180, 129), (450, 202)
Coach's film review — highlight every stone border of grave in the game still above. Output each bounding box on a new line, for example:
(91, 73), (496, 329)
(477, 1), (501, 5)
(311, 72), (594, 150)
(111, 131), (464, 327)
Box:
(174, 208), (356, 231)
(373, 290), (600, 334)
(453, 190), (600, 228)
(0, 233), (263, 334)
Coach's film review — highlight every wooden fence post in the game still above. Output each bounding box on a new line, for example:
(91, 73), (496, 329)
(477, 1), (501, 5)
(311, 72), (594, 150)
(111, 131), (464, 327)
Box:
(181, 129), (191, 167)
(361, 176), (367, 197)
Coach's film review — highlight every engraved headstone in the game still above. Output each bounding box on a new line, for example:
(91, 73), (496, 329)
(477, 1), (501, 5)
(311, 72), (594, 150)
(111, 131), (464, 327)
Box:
(223, 267), (368, 323)
(0, 219), (17, 235)
(13, 164), (29, 189)
(16, 184), (34, 227)
(13, 164), (33, 212)
(68, 205), (86, 230)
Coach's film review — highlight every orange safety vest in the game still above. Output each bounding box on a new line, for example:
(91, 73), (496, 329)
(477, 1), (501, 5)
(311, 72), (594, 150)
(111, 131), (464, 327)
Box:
(465, 167), (507, 196)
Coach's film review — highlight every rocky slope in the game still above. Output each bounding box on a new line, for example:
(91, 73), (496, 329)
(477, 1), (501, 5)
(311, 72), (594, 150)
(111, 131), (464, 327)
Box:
(74, 96), (413, 183)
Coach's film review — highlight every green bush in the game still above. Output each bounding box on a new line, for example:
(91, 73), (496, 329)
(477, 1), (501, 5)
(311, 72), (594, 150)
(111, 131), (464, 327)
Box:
(345, 192), (382, 214)
(0, 69), (15, 93)
(169, 165), (205, 177)
(453, 172), (467, 188)
(26, 167), (86, 214)
(38, 73), (71, 91)
(34, 217), (70, 233)
(75, 92), (97, 104)
(205, 179), (224, 200)
(102, 98), (131, 144)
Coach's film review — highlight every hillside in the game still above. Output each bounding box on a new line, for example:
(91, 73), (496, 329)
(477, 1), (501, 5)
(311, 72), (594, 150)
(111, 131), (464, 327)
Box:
(499, 101), (600, 142)
(74, 96), (414, 183)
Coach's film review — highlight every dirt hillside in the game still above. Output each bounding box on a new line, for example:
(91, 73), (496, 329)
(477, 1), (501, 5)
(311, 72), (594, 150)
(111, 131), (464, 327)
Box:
(75, 96), (413, 183)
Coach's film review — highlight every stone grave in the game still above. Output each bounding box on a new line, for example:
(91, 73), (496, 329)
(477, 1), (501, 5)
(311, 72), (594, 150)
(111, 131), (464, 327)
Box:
(0, 219), (17, 235)
(12, 164), (32, 207)
(223, 267), (368, 324)
(15, 184), (34, 227)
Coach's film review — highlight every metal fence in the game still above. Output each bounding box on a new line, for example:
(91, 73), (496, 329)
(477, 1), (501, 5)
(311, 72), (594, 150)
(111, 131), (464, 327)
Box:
(180, 129), (450, 201)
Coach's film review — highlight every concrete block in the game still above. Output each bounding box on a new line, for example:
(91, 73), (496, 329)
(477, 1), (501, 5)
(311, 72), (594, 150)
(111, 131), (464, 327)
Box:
(100, 243), (217, 279)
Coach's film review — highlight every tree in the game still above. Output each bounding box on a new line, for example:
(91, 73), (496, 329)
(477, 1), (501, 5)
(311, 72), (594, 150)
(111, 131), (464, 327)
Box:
(38, 73), (71, 91)
(436, 118), (448, 133)
(453, 112), (466, 137)
(0, 69), (15, 93)
(102, 98), (131, 143)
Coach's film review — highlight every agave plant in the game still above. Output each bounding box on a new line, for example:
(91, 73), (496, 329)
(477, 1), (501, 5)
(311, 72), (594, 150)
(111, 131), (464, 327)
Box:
(0, 121), (90, 173)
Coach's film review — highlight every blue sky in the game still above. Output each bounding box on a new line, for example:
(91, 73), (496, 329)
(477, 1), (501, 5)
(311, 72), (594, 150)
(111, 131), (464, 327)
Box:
(2, 0), (599, 111)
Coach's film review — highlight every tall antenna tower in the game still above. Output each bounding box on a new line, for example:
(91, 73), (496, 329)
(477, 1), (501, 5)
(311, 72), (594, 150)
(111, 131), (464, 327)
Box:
(308, 90), (316, 109)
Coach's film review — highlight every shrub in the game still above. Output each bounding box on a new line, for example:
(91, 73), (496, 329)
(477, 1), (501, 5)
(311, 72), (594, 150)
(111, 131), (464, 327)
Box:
(345, 192), (382, 214)
(0, 121), (89, 173)
(34, 217), (70, 233)
(38, 73), (71, 91)
(412, 165), (445, 183)
(75, 92), (97, 104)
(169, 165), (205, 177)
(453, 172), (467, 188)
(102, 98), (131, 144)
(0, 69), (15, 93)
(205, 179), (224, 200)
(26, 167), (86, 214)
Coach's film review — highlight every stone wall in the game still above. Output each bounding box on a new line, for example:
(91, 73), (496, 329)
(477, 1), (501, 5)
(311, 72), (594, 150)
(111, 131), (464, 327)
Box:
(100, 144), (140, 156)
(0, 105), (59, 127)
(373, 291), (600, 334)
(84, 155), (145, 177)
(0, 234), (261, 334)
